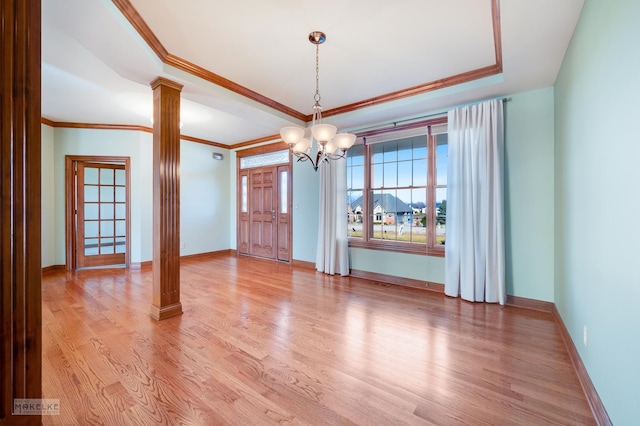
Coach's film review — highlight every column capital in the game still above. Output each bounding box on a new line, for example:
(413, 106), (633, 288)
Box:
(150, 76), (184, 92)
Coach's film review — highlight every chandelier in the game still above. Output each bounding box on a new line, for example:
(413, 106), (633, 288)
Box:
(280, 31), (356, 171)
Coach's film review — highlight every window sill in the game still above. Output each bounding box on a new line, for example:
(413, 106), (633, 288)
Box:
(348, 239), (445, 258)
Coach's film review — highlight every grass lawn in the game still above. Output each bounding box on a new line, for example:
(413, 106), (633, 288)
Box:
(347, 228), (445, 245)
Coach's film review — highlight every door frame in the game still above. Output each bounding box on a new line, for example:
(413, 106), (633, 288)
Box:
(65, 155), (131, 270)
(236, 144), (292, 262)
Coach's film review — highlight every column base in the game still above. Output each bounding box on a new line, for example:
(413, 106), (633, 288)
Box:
(149, 302), (183, 321)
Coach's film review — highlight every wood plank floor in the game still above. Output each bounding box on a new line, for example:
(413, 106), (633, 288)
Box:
(41, 254), (595, 425)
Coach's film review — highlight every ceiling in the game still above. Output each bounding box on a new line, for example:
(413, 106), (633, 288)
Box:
(42, 0), (585, 147)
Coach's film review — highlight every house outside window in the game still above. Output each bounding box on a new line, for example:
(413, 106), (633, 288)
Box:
(346, 118), (447, 256)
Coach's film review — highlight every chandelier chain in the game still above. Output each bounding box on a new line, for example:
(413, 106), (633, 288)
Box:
(314, 43), (321, 103)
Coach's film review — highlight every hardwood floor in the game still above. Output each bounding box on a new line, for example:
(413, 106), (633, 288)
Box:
(41, 255), (595, 425)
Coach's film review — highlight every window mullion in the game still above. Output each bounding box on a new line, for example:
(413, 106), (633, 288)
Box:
(427, 132), (436, 249)
(363, 142), (371, 242)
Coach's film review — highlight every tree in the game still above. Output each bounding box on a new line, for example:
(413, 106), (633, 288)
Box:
(413, 201), (426, 210)
(436, 200), (447, 225)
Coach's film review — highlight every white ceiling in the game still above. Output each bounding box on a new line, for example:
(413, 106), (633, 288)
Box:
(42, 0), (584, 146)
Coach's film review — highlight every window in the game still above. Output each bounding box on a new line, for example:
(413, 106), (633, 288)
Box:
(347, 119), (447, 256)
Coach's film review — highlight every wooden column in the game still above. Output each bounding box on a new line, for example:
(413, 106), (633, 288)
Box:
(149, 77), (183, 320)
(0, 0), (42, 424)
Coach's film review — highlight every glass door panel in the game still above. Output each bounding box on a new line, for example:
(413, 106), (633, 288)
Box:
(77, 162), (127, 267)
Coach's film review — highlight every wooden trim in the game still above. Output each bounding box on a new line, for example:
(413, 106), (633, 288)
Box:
(41, 117), (55, 127)
(1, 0), (43, 421)
(130, 260), (152, 269)
(292, 259), (315, 270)
(235, 142), (290, 158)
(164, 54), (307, 122)
(552, 306), (612, 425)
(110, 0), (309, 121)
(64, 156), (75, 271)
(321, 64), (502, 119)
(268, 164), (293, 262)
(237, 170), (248, 256)
(349, 239), (444, 257)
(39, 118), (229, 148)
(150, 76), (183, 92)
(350, 269), (444, 293)
(43, 120), (151, 132)
(125, 159), (132, 268)
(149, 302), (182, 321)
(427, 131), (436, 248)
(231, 134), (282, 151)
(150, 78), (183, 320)
(111, 0), (503, 126)
(181, 249), (235, 261)
(42, 265), (65, 275)
(505, 295), (554, 313)
(492, 0), (504, 72)
(65, 156), (132, 270)
(180, 134), (227, 148)
(111, 0), (168, 59)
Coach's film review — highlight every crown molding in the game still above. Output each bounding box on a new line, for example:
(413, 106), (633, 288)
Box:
(320, 64), (502, 120)
(42, 120), (150, 132)
(111, 0), (503, 125)
(180, 133), (228, 149)
(40, 118), (227, 148)
(229, 134), (282, 151)
(164, 54), (307, 122)
(111, 0), (167, 59)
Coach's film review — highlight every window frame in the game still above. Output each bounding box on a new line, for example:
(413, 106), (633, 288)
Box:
(348, 117), (447, 257)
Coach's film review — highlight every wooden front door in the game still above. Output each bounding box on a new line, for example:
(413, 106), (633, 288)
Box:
(238, 163), (291, 261)
(249, 166), (277, 258)
(67, 157), (130, 269)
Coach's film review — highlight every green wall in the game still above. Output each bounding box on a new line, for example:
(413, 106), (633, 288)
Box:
(341, 88), (556, 302)
(42, 126), (230, 266)
(292, 157), (321, 262)
(504, 88), (555, 301)
(554, 0), (640, 423)
(350, 248), (445, 283)
(51, 127), (150, 265)
(41, 124), (56, 267)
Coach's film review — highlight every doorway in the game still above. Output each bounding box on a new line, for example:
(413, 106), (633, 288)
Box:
(237, 148), (291, 261)
(66, 156), (131, 269)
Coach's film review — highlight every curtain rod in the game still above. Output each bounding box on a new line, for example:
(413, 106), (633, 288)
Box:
(349, 96), (511, 135)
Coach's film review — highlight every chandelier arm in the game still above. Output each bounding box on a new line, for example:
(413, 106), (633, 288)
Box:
(294, 151), (322, 171)
(294, 151), (311, 162)
(325, 150), (347, 161)
(316, 149), (325, 167)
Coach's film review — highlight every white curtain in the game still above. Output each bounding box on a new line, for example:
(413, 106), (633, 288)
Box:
(445, 99), (505, 304)
(316, 156), (350, 276)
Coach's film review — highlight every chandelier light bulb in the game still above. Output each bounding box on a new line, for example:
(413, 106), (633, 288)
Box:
(324, 141), (338, 154)
(334, 133), (357, 150)
(311, 123), (337, 144)
(293, 138), (311, 154)
(280, 126), (305, 146)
